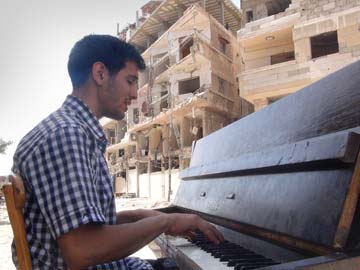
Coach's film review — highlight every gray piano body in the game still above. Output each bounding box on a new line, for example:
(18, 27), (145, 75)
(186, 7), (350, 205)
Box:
(156, 60), (360, 269)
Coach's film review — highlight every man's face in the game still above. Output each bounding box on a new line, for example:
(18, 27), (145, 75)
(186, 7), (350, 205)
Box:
(99, 61), (138, 120)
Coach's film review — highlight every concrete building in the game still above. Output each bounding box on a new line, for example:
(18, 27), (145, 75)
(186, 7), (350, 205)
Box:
(103, 0), (253, 200)
(238, 0), (360, 110)
(104, 0), (360, 199)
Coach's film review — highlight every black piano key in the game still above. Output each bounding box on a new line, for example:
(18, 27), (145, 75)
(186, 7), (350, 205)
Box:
(199, 243), (236, 248)
(211, 248), (251, 254)
(211, 249), (249, 256)
(227, 254), (274, 266)
(191, 231), (279, 270)
(219, 253), (262, 261)
(215, 250), (255, 257)
(234, 262), (279, 270)
(202, 244), (243, 253)
(207, 245), (243, 252)
(227, 258), (274, 267)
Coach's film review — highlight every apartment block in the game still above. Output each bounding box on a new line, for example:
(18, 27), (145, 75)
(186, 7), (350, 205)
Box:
(238, 0), (360, 110)
(103, 0), (253, 199)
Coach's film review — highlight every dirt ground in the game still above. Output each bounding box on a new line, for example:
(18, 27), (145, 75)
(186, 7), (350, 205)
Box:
(0, 197), (171, 270)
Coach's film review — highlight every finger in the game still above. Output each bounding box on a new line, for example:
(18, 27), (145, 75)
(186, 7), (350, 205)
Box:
(186, 230), (196, 241)
(182, 230), (195, 241)
(209, 225), (224, 243)
(200, 227), (220, 244)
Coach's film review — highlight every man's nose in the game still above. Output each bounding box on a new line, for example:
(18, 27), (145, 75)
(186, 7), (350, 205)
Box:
(130, 86), (138, 100)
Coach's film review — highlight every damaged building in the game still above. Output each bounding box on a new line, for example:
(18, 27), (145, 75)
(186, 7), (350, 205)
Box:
(103, 0), (360, 199)
(238, 0), (360, 110)
(102, 0), (253, 199)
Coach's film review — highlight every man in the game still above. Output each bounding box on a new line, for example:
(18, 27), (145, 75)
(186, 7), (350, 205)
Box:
(12, 34), (223, 270)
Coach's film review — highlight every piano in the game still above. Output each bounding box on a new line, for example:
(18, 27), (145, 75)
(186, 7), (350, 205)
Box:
(155, 59), (360, 270)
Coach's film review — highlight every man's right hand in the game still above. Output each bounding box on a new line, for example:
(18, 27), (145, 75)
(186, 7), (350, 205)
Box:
(165, 213), (224, 244)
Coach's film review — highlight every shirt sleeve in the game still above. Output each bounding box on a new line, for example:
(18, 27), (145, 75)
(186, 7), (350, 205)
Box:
(24, 125), (106, 239)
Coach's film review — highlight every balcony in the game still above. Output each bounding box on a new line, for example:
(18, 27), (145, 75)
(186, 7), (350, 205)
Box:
(239, 51), (359, 102)
(239, 60), (313, 101)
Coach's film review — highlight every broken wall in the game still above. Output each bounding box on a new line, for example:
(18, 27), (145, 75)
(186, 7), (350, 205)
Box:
(202, 109), (231, 136)
(180, 117), (193, 148)
(241, 0), (292, 23)
(300, 0), (360, 20)
(166, 10), (211, 65)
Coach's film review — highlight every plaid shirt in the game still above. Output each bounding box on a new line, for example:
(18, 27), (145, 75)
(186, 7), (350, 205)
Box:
(12, 95), (153, 270)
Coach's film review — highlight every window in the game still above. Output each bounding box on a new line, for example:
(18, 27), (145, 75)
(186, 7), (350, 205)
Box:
(311, 31), (339, 59)
(133, 108), (139, 124)
(271, 51), (295, 65)
(219, 77), (226, 95)
(178, 77), (200, 95)
(246, 10), (253, 22)
(160, 91), (168, 110)
(180, 38), (194, 60)
(218, 36), (229, 55)
(266, 0), (290, 16)
(108, 129), (116, 144)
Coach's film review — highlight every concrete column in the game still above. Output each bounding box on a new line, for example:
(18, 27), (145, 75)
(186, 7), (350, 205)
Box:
(136, 163), (140, 197)
(202, 109), (210, 137)
(135, 132), (141, 197)
(294, 38), (311, 63)
(147, 157), (151, 199)
(180, 117), (192, 147)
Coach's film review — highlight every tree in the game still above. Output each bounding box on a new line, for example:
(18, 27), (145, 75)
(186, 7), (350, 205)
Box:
(0, 138), (12, 154)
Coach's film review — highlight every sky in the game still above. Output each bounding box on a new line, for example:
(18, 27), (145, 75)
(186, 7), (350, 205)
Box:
(0, 0), (239, 175)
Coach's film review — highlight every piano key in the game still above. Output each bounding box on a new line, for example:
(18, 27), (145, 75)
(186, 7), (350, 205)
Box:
(234, 261), (279, 270)
(219, 254), (263, 261)
(189, 232), (280, 269)
(174, 241), (234, 269)
(227, 258), (274, 267)
(213, 250), (254, 257)
(215, 251), (257, 258)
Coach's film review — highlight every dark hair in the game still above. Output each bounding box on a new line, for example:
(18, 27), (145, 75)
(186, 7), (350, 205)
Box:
(68, 34), (145, 88)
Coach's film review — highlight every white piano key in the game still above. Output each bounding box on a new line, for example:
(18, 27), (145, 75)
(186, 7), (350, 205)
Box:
(167, 237), (233, 270)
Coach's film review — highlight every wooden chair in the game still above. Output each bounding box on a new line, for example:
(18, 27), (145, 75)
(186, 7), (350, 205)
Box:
(2, 175), (32, 270)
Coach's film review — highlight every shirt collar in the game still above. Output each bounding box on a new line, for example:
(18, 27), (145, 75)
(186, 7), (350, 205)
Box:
(62, 95), (108, 152)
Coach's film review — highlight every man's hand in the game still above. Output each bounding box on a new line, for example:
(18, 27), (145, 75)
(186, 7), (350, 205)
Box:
(58, 212), (223, 269)
(166, 213), (224, 244)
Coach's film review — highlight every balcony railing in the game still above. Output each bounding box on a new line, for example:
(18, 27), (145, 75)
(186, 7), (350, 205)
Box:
(239, 60), (313, 98)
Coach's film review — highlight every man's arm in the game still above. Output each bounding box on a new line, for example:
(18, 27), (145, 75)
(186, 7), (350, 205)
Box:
(58, 213), (224, 270)
(116, 209), (163, 224)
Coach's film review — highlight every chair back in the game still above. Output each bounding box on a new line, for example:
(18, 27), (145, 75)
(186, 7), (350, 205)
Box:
(2, 175), (32, 270)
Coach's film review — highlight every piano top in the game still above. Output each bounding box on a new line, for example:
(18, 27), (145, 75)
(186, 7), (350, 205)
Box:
(188, 60), (360, 169)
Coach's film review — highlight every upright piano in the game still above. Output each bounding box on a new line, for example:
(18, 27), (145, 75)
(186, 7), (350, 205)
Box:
(155, 60), (360, 270)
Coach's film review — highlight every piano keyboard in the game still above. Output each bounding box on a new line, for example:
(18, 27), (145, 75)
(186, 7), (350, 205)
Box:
(189, 233), (280, 270)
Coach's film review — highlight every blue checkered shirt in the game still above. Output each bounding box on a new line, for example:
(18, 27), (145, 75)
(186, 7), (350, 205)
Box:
(12, 95), (153, 270)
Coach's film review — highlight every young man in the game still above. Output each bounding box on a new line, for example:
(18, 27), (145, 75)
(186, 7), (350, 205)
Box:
(12, 35), (223, 270)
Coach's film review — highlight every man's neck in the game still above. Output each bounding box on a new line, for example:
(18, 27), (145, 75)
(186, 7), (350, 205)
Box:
(71, 85), (102, 119)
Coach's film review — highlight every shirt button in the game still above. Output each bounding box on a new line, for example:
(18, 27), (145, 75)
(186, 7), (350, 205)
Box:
(82, 214), (89, 223)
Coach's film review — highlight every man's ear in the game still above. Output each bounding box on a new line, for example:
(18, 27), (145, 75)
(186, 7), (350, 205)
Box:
(92, 62), (107, 86)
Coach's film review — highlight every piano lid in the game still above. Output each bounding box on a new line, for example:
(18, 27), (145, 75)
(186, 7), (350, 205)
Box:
(187, 60), (360, 171)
